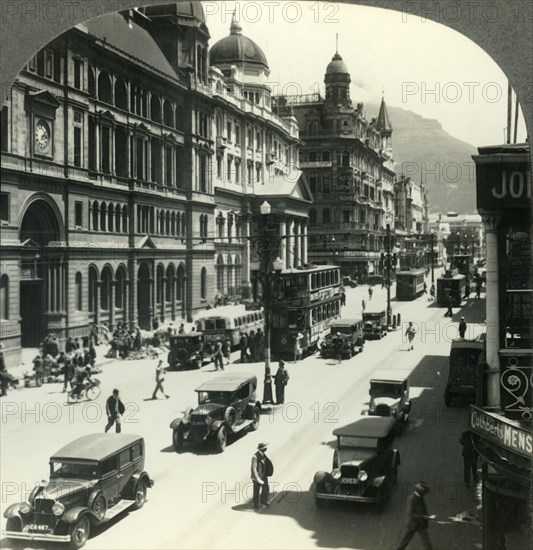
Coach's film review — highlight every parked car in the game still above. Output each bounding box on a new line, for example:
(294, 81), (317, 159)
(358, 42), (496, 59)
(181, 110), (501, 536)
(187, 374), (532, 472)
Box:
(342, 276), (358, 288)
(367, 370), (412, 433)
(362, 307), (388, 339)
(321, 318), (365, 359)
(170, 374), (261, 453)
(3, 434), (153, 550)
(313, 417), (400, 508)
(168, 333), (204, 370)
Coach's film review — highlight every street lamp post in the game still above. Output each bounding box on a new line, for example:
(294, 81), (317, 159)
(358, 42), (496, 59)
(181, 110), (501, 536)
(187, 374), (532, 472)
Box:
(430, 232), (435, 284)
(252, 201), (284, 405)
(385, 224), (392, 326)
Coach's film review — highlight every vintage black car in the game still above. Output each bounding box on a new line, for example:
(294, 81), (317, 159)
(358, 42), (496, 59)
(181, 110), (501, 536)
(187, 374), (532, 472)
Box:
(321, 318), (365, 359)
(313, 417), (400, 508)
(170, 374), (261, 453)
(167, 333), (204, 370)
(362, 307), (388, 340)
(3, 434), (153, 549)
(368, 370), (412, 433)
(342, 276), (358, 288)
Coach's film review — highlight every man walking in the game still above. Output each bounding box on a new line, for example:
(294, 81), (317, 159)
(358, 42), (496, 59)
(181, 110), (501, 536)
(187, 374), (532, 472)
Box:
(105, 389), (125, 433)
(152, 359), (169, 399)
(368, 286), (373, 300)
(211, 339), (225, 371)
(458, 317), (467, 339)
(459, 430), (479, 487)
(405, 322), (416, 351)
(361, 298), (366, 312)
(239, 332), (249, 363)
(445, 294), (453, 317)
(251, 442), (274, 509)
(475, 281), (482, 299)
(274, 360), (289, 405)
(395, 482), (434, 550)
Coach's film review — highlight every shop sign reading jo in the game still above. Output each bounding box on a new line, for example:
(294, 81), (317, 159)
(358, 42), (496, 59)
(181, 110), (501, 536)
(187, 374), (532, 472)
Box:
(491, 171), (531, 199)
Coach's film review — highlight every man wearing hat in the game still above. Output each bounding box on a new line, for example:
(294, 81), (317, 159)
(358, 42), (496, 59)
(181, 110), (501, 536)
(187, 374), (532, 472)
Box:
(274, 361), (289, 405)
(211, 339), (224, 371)
(251, 442), (274, 509)
(395, 481), (434, 550)
(458, 317), (467, 339)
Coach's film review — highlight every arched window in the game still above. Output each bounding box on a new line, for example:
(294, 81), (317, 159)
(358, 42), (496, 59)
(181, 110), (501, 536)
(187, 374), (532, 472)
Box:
(150, 95), (161, 122)
(200, 267), (207, 299)
(163, 100), (174, 127)
(88, 266), (98, 314)
(156, 264), (164, 305)
(216, 255), (224, 294)
(115, 204), (121, 232)
(165, 265), (174, 302)
(92, 201), (99, 231)
(165, 211), (171, 236)
(181, 212), (187, 237)
(323, 208), (331, 224)
(100, 202), (107, 232)
(234, 255), (242, 296)
(100, 267), (112, 310)
(88, 67), (96, 97)
(176, 264), (185, 301)
(322, 151), (330, 161)
(226, 255), (233, 294)
(0, 274), (9, 319)
(309, 151), (317, 162)
(98, 71), (112, 104)
(75, 272), (82, 311)
(122, 205), (128, 233)
(108, 203), (114, 232)
(115, 267), (126, 309)
(115, 79), (128, 110)
(171, 212), (176, 235)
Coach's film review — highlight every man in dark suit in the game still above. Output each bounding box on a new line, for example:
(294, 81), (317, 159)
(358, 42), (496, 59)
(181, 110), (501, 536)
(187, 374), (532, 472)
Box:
(274, 360), (289, 405)
(395, 482), (434, 550)
(251, 442), (273, 509)
(105, 389), (126, 433)
(460, 430), (479, 487)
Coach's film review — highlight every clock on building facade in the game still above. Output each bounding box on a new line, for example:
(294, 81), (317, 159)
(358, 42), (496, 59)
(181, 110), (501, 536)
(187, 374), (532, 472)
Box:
(34, 118), (52, 155)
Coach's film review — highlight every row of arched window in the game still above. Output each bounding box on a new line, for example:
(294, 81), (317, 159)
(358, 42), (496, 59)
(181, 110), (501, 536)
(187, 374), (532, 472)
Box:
(158, 210), (186, 238)
(90, 201), (128, 233)
(88, 68), (184, 130)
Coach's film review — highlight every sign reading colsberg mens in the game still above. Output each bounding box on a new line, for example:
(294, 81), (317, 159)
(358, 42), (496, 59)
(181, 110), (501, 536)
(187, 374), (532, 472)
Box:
(470, 405), (533, 459)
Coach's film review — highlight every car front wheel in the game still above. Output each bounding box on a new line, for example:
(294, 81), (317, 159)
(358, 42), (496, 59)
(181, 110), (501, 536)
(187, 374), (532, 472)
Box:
(90, 492), (106, 521)
(69, 516), (90, 550)
(216, 426), (227, 453)
(172, 428), (184, 452)
(133, 479), (147, 510)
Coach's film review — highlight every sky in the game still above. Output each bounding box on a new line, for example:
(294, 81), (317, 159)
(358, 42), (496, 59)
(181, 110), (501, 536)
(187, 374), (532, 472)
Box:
(203, 1), (527, 147)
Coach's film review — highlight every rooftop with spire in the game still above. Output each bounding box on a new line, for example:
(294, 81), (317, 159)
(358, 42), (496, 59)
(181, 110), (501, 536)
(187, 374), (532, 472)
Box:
(376, 96), (393, 133)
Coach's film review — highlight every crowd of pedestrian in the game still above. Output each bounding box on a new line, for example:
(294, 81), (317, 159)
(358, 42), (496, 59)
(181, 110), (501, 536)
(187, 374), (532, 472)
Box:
(238, 329), (266, 363)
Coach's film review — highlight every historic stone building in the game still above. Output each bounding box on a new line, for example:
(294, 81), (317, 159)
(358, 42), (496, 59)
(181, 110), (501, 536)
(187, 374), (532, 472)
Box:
(0, 4), (310, 363)
(276, 50), (396, 281)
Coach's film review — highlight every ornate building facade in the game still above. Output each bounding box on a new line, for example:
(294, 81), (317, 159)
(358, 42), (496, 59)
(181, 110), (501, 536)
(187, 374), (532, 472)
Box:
(276, 51), (396, 281)
(0, 4), (310, 363)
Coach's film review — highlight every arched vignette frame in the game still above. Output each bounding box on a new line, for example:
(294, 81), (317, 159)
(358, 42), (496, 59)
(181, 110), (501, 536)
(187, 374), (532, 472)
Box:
(0, 0), (532, 154)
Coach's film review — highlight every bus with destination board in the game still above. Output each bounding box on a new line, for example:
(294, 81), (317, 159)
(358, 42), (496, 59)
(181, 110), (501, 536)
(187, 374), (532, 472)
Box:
(271, 265), (342, 358)
(195, 305), (264, 349)
(396, 268), (426, 300)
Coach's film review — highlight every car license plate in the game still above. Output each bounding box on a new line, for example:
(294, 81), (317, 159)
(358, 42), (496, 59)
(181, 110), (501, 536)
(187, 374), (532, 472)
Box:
(192, 421), (205, 425)
(341, 478), (359, 485)
(28, 524), (50, 532)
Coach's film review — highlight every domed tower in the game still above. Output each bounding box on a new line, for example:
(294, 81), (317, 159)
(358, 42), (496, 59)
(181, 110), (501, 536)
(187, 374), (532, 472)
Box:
(324, 50), (351, 108)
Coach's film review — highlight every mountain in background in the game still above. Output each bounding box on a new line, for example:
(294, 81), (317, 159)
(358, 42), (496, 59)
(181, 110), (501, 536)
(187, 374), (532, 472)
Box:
(366, 102), (479, 214)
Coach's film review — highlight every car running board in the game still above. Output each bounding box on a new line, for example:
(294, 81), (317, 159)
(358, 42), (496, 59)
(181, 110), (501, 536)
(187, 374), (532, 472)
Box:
(231, 421), (252, 433)
(103, 499), (135, 521)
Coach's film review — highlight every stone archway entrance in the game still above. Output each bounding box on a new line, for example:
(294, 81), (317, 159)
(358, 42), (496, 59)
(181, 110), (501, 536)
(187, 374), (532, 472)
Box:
(19, 199), (62, 347)
(137, 263), (152, 330)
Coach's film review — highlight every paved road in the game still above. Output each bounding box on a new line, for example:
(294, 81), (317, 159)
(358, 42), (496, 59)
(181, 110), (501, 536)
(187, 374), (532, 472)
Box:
(0, 280), (486, 550)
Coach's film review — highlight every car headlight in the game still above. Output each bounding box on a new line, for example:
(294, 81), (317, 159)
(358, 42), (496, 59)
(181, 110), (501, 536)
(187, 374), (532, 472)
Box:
(52, 502), (65, 516)
(331, 469), (341, 480)
(358, 470), (368, 482)
(205, 416), (213, 425)
(20, 501), (32, 514)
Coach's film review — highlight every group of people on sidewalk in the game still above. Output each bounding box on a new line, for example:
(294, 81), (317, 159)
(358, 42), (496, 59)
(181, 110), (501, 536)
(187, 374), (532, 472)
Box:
(239, 329), (266, 363)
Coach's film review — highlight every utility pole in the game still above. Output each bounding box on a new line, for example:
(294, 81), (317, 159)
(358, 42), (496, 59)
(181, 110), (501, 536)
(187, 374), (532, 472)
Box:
(431, 232), (435, 284)
(386, 223), (392, 326)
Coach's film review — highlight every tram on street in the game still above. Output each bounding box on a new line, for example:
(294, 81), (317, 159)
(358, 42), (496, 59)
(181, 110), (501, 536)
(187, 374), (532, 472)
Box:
(437, 270), (466, 306)
(450, 253), (475, 285)
(271, 265), (342, 358)
(195, 305), (264, 348)
(395, 268), (426, 300)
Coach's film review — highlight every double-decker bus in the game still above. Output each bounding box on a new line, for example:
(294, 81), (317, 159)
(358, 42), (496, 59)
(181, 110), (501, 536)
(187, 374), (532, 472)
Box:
(195, 305), (264, 348)
(450, 253), (474, 285)
(396, 268), (426, 300)
(271, 265), (342, 358)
